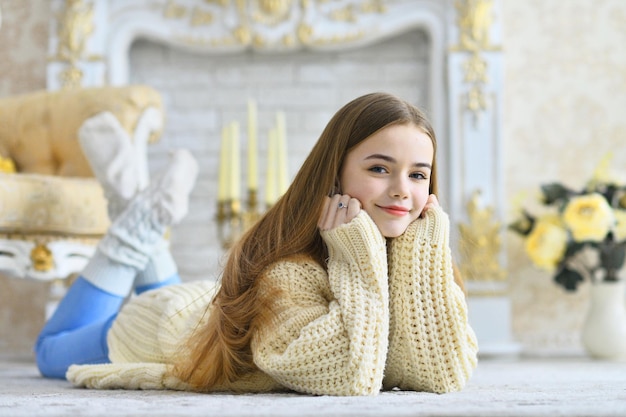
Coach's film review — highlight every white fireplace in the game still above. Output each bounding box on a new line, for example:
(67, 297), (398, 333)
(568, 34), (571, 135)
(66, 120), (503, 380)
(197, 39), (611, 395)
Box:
(46, 0), (515, 356)
(126, 30), (434, 279)
(47, 0), (453, 278)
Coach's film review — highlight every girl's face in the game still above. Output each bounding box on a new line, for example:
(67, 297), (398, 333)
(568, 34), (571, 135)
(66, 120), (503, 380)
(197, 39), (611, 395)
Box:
(339, 123), (434, 238)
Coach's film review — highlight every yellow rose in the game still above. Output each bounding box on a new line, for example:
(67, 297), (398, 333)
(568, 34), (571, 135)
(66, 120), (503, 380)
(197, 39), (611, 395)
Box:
(525, 216), (568, 271)
(614, 209), (626, 241)
(563, 193), (614, 242)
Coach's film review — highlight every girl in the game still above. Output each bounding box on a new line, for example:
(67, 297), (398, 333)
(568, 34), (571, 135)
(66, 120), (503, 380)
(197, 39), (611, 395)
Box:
(37, 92), (478, 396)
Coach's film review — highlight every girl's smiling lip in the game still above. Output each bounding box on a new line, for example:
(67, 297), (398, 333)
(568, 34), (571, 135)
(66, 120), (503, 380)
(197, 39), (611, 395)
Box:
(378, 205), (411, 216)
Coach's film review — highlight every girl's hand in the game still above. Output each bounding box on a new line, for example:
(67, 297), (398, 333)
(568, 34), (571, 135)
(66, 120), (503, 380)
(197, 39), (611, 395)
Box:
(318, 194), (361, 231)
(420, 194), (440, 217)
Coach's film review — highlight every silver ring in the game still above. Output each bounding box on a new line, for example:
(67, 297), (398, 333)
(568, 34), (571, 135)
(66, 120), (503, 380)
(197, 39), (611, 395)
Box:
(338, 202), (347, 209)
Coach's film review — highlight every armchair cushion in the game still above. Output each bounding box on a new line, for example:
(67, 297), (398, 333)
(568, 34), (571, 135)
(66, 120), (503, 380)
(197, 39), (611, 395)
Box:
(0, 173), (109, 236)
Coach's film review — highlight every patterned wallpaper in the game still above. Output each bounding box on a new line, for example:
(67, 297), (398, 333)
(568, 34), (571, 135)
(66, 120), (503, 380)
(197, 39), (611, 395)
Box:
(0, 0), (625, 357)
(0, 0), (50, 358)
(502, 0), (626, 353)
(0, 1), (48, 95)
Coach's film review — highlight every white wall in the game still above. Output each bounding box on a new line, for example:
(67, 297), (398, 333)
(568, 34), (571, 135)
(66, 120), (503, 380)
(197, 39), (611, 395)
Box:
(129, 30), (430, 283)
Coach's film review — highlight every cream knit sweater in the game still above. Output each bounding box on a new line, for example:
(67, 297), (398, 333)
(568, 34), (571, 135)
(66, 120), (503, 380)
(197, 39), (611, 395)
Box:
(67, 208), (478, 395)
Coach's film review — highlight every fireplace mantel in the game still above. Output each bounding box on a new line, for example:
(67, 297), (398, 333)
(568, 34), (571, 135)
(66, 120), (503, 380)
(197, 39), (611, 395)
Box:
(46, 0), (506, 275)
(46, 0), (504, 263)
(47, 0), (504, 213)
(47, 0), (511, 353)
(46, 0), (515, 355)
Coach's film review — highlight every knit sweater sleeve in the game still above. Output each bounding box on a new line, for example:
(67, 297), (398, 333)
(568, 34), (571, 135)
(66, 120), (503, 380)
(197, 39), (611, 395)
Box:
(252, 211), (389, 396)
(384, 207), (478, 393)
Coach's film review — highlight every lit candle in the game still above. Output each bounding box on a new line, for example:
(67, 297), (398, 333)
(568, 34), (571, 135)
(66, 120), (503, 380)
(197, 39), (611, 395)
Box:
(230, 121), (241, 202)
(218, 124), (230, 202)
(265, 127), (277, 206)
(276, 111), (288, 195)
(247, 99), (258, 191)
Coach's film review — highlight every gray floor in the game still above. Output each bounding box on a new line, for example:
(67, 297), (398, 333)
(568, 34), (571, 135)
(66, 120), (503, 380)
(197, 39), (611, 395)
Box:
(1, 356), (625, 417)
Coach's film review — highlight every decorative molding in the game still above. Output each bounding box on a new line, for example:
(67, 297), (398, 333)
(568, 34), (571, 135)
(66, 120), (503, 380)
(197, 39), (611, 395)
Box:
(49, 0), (102, 89)
(157, 0), (387, 50)
(31, 243), (54, 272)
(451, 0), (499, 53)
(459, 189), (507, 283)
(450, 0), (501, 124)
(45, 0), (504, 260)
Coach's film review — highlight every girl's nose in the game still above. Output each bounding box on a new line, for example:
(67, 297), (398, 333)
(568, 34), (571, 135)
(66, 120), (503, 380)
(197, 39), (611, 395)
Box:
(389, 175), (410, 199)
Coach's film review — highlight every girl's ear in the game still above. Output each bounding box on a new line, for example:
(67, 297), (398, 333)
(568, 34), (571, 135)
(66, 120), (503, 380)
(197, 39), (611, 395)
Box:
(330, 179), (342, 196)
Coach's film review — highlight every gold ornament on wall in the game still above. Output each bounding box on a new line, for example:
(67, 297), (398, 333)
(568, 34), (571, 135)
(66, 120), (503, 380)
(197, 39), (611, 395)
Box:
(191, 7), (215, 26)
(458, 189), (507, 283)
(163, 0), (386, 48)
(455, 0), (494, 53)
(165, 0), (188, 19)
(451, 0), (500, 124)
(258, 0), (292, 17)
(51, 0), (101, 89)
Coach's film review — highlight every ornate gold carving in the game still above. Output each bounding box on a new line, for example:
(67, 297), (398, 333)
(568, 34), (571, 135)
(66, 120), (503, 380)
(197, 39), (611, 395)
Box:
(361, 0), (386, 14)
(191, 7), (215, 26)
(162, 0), (386, 49)
(252, 0), (293, 26)
(31, 243), (54, 272)
(258, 0), (292, 17)
(165, 0), (188, 19)
(234, 26), (252, 44)
(55, 0), (93, 63)
(463, 53), (487, 83)
(466, 85), (487, 116)
(451, 0), (501, 123)
(204, 0), (230, 6)
(297, 1), (386, 46)
(330, 5), (357, 22)
(59, 66), (84, 89)
(455, 0), (494, 53)
(329, 1), (384, 22)
(51, 0), (101, 89)
(458, 190), (507, 282)
(297, 23), (314, 44)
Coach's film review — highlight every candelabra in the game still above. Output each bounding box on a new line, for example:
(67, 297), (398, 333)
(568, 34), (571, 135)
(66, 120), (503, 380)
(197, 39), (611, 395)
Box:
(215, 101), (288, 249)
(216, 189), (263, 249)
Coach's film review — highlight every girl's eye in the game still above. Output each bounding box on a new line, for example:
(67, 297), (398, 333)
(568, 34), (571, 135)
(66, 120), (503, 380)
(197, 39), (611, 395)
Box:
(410, 172), (427, 180)
(369, 166), (388, 174)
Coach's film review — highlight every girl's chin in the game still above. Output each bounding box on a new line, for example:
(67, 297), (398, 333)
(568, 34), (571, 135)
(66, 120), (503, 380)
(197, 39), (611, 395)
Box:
(377, 224), (410, 238)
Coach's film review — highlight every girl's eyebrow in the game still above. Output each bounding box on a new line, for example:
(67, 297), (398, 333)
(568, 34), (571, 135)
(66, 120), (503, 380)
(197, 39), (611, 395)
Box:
(364, 154), (432, 169)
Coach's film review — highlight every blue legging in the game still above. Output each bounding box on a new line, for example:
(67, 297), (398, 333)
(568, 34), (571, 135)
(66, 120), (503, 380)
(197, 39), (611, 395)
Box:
(35, 275), (180, 379)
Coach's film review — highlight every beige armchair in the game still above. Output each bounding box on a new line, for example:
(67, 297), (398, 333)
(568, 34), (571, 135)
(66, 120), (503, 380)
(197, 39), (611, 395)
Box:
(0, 85), (164, 283)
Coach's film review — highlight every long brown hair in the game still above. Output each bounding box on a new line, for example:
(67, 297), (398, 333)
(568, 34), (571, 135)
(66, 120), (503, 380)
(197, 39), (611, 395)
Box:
(173, 92), (439, 390)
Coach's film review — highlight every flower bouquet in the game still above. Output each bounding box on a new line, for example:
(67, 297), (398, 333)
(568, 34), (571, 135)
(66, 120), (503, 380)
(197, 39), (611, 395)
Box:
(509, 155), (626, 291)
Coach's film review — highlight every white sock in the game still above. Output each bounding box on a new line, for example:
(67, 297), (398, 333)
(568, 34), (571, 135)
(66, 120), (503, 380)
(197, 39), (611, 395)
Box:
(78, 111), (139, 220)
(133, 237), (178, 289)
(80, 111), (176, 290)
(84, 149), (198, 296)
(81, 249), (137, 297)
